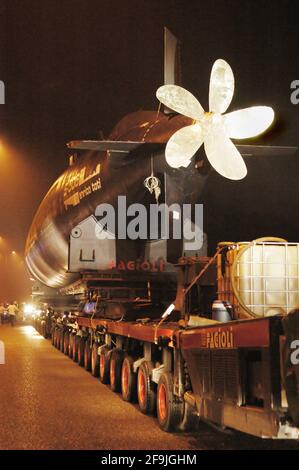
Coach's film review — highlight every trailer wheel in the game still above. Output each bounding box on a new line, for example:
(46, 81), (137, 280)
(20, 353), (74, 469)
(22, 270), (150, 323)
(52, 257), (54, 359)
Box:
(60, 331), (65, 352)
(78, 337), (85, 366)
(137, 361), (156, 415)
(58, 329), (63, 350)
(110, 349), (124, 392)
(45, 320), (51, 339)
(99, 346), (111, 384)
(43, 321), (49, 339)
(51, 328), (55, 345)
(41, 321), (46, 338)
(52, 328), (56, 346)
(179, 402), (199, 432)
(68, 333), (74, 359)
(72, 335), (79, 362)
(84, 338), (92, 371)
(63, 332), (69, 355)
(121, 355), (137, 402)
(55, 329), (60, 349)
(55, 329), (60, 348)
(91, 343), (100, 377)
(157, 372), (183, 432)
(53, 328), (57, 347)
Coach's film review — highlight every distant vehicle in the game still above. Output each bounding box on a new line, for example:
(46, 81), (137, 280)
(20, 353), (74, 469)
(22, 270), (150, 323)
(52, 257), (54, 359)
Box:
(0, 305), (9, 324)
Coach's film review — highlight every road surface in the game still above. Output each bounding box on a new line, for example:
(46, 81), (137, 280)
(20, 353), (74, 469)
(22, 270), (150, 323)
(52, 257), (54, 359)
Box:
(0, 324), (299, 450)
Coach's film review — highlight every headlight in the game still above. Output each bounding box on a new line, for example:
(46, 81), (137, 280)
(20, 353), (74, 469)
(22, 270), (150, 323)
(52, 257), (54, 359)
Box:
(24, 304), (35, 316)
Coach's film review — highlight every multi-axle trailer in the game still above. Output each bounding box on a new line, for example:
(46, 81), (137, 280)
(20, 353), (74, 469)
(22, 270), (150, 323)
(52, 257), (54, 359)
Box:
(36, 238), (299, 439)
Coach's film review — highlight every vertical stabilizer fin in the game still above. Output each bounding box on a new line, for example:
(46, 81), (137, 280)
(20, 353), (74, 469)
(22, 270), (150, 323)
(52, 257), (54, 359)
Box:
(163, 27), (182, 113)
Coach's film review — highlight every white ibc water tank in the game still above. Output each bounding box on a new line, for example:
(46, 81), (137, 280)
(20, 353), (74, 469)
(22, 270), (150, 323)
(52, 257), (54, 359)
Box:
(218, 238), (299, 318)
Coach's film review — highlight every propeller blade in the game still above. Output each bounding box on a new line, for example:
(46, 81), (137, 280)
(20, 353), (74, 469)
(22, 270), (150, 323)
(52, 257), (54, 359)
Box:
(224, 106), (274, 139)
(209, 59), (234, 114)
(204, 122), (247, 180)
(156, 85), (204, 121)
(165, 124), (203, 168)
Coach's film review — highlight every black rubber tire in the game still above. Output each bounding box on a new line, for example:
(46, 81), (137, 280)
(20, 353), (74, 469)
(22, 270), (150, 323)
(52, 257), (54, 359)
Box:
(58, 330), (63, 350)
(63, 332), (70, 355)
(99, 346), (112, 384)
(68, 333), (74, 359)
(91, 343), (100, 377)
(55, 329), (59, 347)
(53, 328), (57, 347)
(60, 331), (65, 352)
(72, 335), (80, 362)
(41, 321), (46, 338)
(109, 349), (124, 392)
(51, 328), (55, 345)
(55, 329), (60, 349)
(157, 372), (183, 432)
(121, 355), (137, 402)
(78, 337), (85, 366)
(84, 338), (92, 371)
(45, 319), (51, 339)
(179, 402), (199, 432)
(44, 323), (49, 339)
(58, 329), (63, 350)
(137, 361), (156, 415)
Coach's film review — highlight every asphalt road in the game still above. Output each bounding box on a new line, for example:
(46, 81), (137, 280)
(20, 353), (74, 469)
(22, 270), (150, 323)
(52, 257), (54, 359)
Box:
(0, 324), (299, 450)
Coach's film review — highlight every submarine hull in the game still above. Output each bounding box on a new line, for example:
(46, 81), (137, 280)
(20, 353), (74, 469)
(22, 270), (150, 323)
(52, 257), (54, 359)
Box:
(25, 111), (209, 288)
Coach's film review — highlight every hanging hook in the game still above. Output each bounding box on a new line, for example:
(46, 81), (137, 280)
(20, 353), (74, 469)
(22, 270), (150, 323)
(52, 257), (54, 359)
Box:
(144, 155), (161, 204)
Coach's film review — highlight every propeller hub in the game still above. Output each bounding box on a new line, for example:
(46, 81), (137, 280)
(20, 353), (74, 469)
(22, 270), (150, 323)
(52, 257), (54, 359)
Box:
(201, 112), (223, 134)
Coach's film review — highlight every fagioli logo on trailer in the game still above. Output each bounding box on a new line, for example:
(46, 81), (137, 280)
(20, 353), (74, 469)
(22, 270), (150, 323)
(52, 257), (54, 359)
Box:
(0, 341), (5, 364)
(0, 81), (4, 104)
(199, 327), (234, 349)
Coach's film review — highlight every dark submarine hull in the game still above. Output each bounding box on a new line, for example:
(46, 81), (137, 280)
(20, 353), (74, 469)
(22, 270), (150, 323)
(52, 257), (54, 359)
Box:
(25, 110), (209, 288)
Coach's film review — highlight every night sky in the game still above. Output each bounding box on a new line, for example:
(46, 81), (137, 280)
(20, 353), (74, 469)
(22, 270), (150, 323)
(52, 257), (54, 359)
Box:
(1, 0), (299, 299)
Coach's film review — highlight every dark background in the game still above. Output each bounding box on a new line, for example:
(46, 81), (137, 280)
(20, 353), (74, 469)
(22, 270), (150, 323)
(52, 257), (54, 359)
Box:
(0, 0), (299, 299)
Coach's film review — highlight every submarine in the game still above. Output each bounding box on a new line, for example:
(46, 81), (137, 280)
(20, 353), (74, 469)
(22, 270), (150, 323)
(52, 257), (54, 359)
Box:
(25, 29), (294, 291)
(25, 29), (210, 289)
(25, 109), (207, 288)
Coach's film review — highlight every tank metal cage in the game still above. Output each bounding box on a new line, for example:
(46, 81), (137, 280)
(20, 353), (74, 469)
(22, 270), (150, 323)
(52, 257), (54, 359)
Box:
(217, 240), (299, 318)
